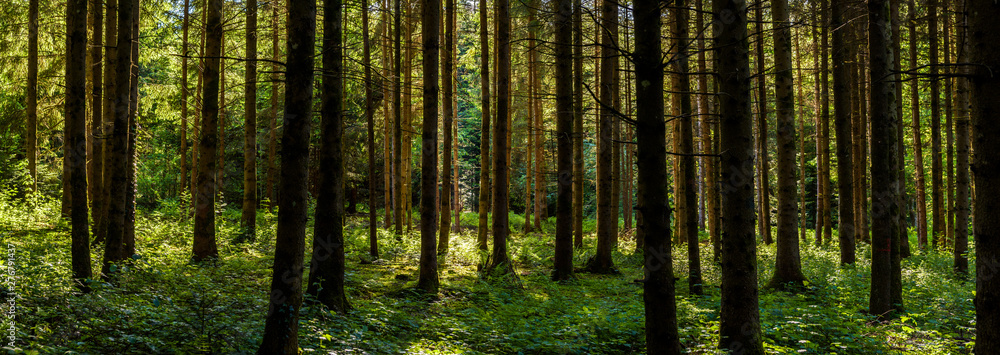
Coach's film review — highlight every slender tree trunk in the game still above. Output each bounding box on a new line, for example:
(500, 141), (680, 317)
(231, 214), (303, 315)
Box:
(635, 0), (679, 351)
(180, 0), (189, 202)
(868, 0), (900, 318)
(89, 0), (104, 218)
(94, 0), (117, 241)
(393, 0), (404, 236)
(383, 0), (393, 228)
(672, 0), (701, 295)
(891, 0), (911, 259)
(572, 0), (584, 249)
(588, 0), (617, 273)
(754, 2), (772, 246)
(477, 0), (491, 253)
(193, 0), (223, 261)
(524, 67), (534, 235)
(486, 0), (513, 276)
(533, 11), (545, 231)
(795, 28), (807, 244)
(218, 28), (227, 199)
(123, 0), (138, 257)
(241, 0), (259, 239)
(929, 0), (944, 248)
(267, 0), (281, 209)
(768, 0), (807, 289)
(944, 7), (955, 249)
(191, 4), (205, 210)
(103, 0), (135, 275)
(832, 0), (856, 264)
(953, 0), (970, 274)
(417, 0), (441, 293)
(715, 0), (764, 351)
(364, 0), (379, 258)
(819, 0), (832, 246)
(27, 0), (38, 192)
(306, 0), (350, 311)
(438, 0), (455, 255)
(968, 1), (1000, 351)
(909, 0), (928, 249)
(696, 0), (719, 261)
(67, 0), (93, 291)
(257, 0), (316, 352)
(552, 0), (574, 281)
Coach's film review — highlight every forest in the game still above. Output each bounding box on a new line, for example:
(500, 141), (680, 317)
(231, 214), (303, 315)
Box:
(1, 0), (999, 352)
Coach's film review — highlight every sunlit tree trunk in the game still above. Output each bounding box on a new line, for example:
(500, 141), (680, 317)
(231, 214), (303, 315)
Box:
(241, 0), (259, 238)
(67, 0), (93, 291)
(438, 0), (455, 255)
(672, 0), (700, 295)
(193, 0), (223, 261)
(485, 0), (513, 276)
(818, 0), (832, 246)
(417, 0), (441, 293)
(908, 0), (928, 249)
(477, 0), (491, 252)
(103, 0), (136, 275)
(587, 0), (617, 273)
(27, 0), (38, 192)
(953, 0), (970, 274)
(754, 2), (772, 246)
(832, 0), (856, 264)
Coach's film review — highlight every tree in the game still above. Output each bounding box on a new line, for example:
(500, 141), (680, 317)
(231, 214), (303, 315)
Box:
(88, 0), (104, 220)
(832, 0), (856, 264)
(868, 0), (900, 318)
(572, 0), (584, 249)
(715, 0), (765, 351)
(754, 1), (772, 246)
(953, 0), (970, 274)
(194, 0), (223, 261)
(364, 0), (379, 258)
(95, 0), (118, 242)
(180, 0), (190, 205)
(258, 0), (316, 351)
(66, 0), (92, 291)
(418, 0), (441, 293)
(929, 0), (944, 248)
(969, 1), (1000, 352)
(477, 0), (491, 253)
(635, 0), (678, 351)
(695, 0), (719, 262)
(767, 0), (807, 289)
(305, 0), (350, 312)
(551, 0), (573, 282)
(102, 0), (135, 276)
(266, 0), (281, 209)
(817, 0), (832, 246)
(587, 0), (617, 274)
(439, 0), (455, 256)
(241, 0), (259, 238)
(485, 0), (514, 276)
(908, 0), (928, 249)
(672, 0), (701, 295)
(393, 0), (404, 236)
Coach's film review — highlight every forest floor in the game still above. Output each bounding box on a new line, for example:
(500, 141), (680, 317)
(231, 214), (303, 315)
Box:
(1, 194), (977, 354)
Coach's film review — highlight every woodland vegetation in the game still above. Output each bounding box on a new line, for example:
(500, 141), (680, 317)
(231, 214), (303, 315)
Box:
(1, 0), (999, 353)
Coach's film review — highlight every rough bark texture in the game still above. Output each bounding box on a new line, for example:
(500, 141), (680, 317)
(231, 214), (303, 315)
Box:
(588, 0), (617, 274)
(267, 0), (281, 209)
(572, 0), (584, 249)
(953, 0), (970, 274)
(89, 0), (103, 221)
(439, 0), (454, 255)
(754, 2), (772, 246)
(832, 0), (856, 264)
(393, 0), (404, 236)
(768, 0), (806, 289)
(929, 0), (944, 248)
(486, 0), (513, 276)
(969, 1), (1000, 352)
(364, 0), (379, 258)
(552, 0), (574, 282)
(868, 0), (900, 318)
(102, 0), (134, 276)
(695, 0), (719, 262)
(180, 0), (189, 203)
(257, 0), (315, 351)
(418, 0), (441, 293)
(908, 0), (928, 249)
(477, 0), (491, 253)
(27, 0), (38, 191)
(819, 0), (832, 246)
(635, 0), (679, 351)
(193, 0), (222, 261)
(241, 0), (258, 239)
(306, 0), (350, 313)
(673, 0), (701, 294)
(67, 0), (93, 291)
(715, 0), (764, 352)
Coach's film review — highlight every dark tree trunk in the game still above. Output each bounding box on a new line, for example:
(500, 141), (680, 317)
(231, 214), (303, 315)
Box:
(439, 0), (455, 255)
(768, 0), (806, 289)
(241, 0), (259, 238)
(909, 0), (928, 249)
(552, 0), (574, 282)
(477, 0), (491, 252)
(819, 0), (833, 246)
(715, 0), (765, 352)
(868, 0), (901, 318)
(634, 0), (679, 351)
(418, 0), (441, 293)
(266, 0), (281, 209)
(486, 0), (514, 276)
(930, 0), (945, 249)
(67, 0), (93, 292)
(672, 0), (701, 295)
(588, 0), (617, 274)
(832, 0), (856, 264)
(94, 0), (117, 243)
(88, 0), (103, 220)
(102, 0), (135, 276)
(696, 0), (719, 262)
(572, 0), (584, 249)
(754, 2), (772, 246)
(969, 1), (1000, 352)
(180, 0), (189, 202)
(257, 0), (316, 351)
(194, 0), (223, 261)
(364, 0), (379, 258)
(393, 0), (404, 236)
(953, 0), (970, 274)
(27, 0), (38, 192)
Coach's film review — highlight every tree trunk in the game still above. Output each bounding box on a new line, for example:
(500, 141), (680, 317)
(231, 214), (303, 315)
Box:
(364, 0), (379, 258)
(832, 0), (856, 264)
(417, 0), (441, 293)
(267, 0), (281, 209)
(124, 0), (138, 257)
(819, 0), (832, 246)
(393, 0), (404, 236)
(929, 0), (944, 248)
(635, 0), (679, 351)
(438, 0), (454, 255)
(486, 0), (513, 276)
(572, 0), (584, 249)
(89, 0), (103, 219)
(241, 0), (259, 239)
(891, 0), (911, 259)
(754, 2), (772, 246)
(767, 0), (807, 289)
(27, 0), (38, 192)
(868, 0), (900, 318)
(908, 0), (928, 249)
(672, 0), (701, 295)
(552, 0), (574, 281)
(67, 0), (93, 291)
(944, 7), (955, 250)
(696, 0), (718, 261)
(103, 0), (135, 276)
(257, 0), (316, 351)
(94, 0), (117, 241)
(477, 0), (491, 252)
(715, 0), (764, 351)
(953, 0), (970, 274)
(968, 1), (1000, 351)
(306, 0), (350, 312)
(193, 0), (223, 261)
(588, 0), (617, 274)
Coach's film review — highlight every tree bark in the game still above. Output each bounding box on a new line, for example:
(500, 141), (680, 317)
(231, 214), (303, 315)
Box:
(552, 0), (574, 281)
(929, 0), (944, 248)
(257, 0), (316, 351)
(908, 0), (928, 249)
(953, 0), (970, 275)
(27, 0), (38, 192)
(696, 0), (719, 261)
(241, 0), (259, 238)
(194, 0), (223, 261)
(89, 0), (104, 218)
(819, 0), (832, 246)
(393, 0), (404, 236)
(588, 0), (617, 274)
(364, 0), (379, 258)
(67, 0), (93, 291)
(418, 0), (441, 293)
(103, 0), (135, 275)
(832, 0), (856, 264)
(486, 0), (514, 276)
(572, 0), (584, 249)
(754, 2), (772, 246)
(768, 0), (807, 289)
(672, 0), (701, 295)
(477, 0), (491, 253)
(438, 0), (454, 255)
(267, 0), (281, 209)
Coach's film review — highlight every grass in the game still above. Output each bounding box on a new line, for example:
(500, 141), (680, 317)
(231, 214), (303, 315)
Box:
(0, 194), (977, 354)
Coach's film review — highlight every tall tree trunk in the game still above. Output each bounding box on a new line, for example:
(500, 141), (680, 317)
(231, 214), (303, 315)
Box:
(123, 0), (138, 257)
(383, 0), (393, 228)
(94, 0), (117, 241)
(524, 66), (534, 235)
(267, 0), (281, 209)
(754, 2), (772, 246)
(477, 0), (491, 252)
(180, 0), (189, 201)
(891, 0), (910, 259)
(953, 0), (970, 274)
(768, 0), (807, 289)
(242, 0), (259, 238)
(27, 0), (38, 192)
(533, 8), (545, 231)
(929, 0), (944, 248)
(438, 0), (454, 255)
(832, 0), (856, 264)
(103, 0), (135, 275)
(393, 0), (404, 236)
(89, 0), (103, 218)
(968, 1), (1000, 352)
(257, 0), (316, 351)
(635, 0), (679, 351)
(67, 0), (93, 291)
(819, 0), (832, 246)
(572, 0), (584, 249)
(908, 0), (928, 249)
(715, 0), (764, 351)
(588, 0), (617, 273)
(364, 0), (379, 258)
(306, 0), (350, 312)
(672, 0), (701, 295)
(944, 7), (955, 249)
(486, 0), (513, 276)
(697, 0), (719, 261)
(868, 0), (900, 318)
(417, 0), (441, 293)
(191, 3), (206, 210)
(552, 0), (574, 281)
(194, 0), (223, 261)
